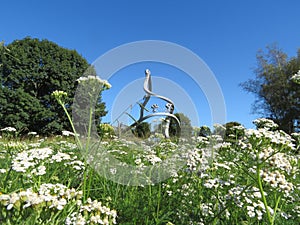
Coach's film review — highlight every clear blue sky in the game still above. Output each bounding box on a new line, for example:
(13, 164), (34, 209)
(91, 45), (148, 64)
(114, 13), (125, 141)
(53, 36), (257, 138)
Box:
(1, 0), (300, 128)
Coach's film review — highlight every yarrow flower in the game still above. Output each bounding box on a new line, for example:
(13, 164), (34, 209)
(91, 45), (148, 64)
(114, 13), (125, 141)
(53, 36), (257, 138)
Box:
(253, 118), (278, 130)
(65, 197), (117, 225)
(62, 130), (76, 137)
(12, 147), (53, 172)
(76, 75), (112, 89)
(261, 170), (294, 194)
(145, 154), (162, 165)
(31, 165), (46, 176)
(51, 90), (67, 99)
(1, 127), (17, 132)
(0, 182), (117, 223)
(51, 90), (68, 105)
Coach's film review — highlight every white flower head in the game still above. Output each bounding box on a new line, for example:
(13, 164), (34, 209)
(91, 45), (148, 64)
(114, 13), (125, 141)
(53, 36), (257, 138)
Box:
(76, 75), (112, 89)
(253, 118), (278, 130)
(51, 90), (67, 99)
(1, 127), (17, 132)
(62, 130), (76, 137)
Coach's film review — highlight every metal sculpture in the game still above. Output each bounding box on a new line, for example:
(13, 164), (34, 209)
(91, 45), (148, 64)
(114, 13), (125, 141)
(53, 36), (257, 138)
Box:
(128, 69), (180, 138)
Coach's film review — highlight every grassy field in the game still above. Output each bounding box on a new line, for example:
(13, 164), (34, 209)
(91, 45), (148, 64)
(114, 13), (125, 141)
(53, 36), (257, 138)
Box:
(0, 120), (299, 224)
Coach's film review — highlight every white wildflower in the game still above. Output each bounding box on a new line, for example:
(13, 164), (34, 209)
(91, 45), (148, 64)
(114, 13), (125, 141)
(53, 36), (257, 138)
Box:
(31, 165), (46, 176)
(51, 152), (71, 162)
(110, 168), (117, 175)
(203, 178), (219, 189)
(247, 205), (255, 217)
(62, 130), (76, 137)
(145, 154), (162, 165)
(134, 158), (142, 165)
(76, 75), (112, 89)
(253, 118), (278, 130)
(1, 127), (17, 132)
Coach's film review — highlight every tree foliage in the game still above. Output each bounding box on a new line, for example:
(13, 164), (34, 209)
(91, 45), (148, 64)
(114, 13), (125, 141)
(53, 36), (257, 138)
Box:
(241, 45), (300, 133)
(197, 125), (212, 137)
(169, 113), (193, 138)
(0, 37), (107, 135)
(132, 122), (151, 139)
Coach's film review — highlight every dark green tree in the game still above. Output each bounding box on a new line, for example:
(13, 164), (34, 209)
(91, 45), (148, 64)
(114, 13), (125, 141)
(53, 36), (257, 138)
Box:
(169, 113), (193, 138)
(241, 45), (300, 133)
(0, 37), (107, 135)
(132, 122), (151, 139)
(198, 125), (212, 137)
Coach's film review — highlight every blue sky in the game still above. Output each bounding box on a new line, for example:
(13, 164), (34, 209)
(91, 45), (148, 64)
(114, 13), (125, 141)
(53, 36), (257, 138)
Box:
(1, 0), (300, 128)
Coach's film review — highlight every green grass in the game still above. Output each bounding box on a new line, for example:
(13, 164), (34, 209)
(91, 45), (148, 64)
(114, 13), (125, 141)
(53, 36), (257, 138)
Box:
(0, 123), (299, 224)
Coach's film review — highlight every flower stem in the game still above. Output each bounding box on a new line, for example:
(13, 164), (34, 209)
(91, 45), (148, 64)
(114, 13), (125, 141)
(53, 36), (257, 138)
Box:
(58, 99), (82, 150)
(256, 163), (272, 224)
(83, 97), (94, 202)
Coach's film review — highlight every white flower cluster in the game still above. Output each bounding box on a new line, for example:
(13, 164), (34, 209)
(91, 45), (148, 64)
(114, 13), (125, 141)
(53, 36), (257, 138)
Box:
(245, 127), (295, 149)
(27, 131), (37, 135)
(203, 178), (219, 189)
(76, 76), (112, 89)
(185, 148), (202, 171)
(258, 147), (293, 173)
(11, 147), (85, 174)
(12, 147), (53, 172)
(227, 186), (266, 208)
(66, 198), (117, 225)
(62, 130), (77, 137)
(246, 200), (274, 220)
(1, 127), (17, 132)
(261, 170), (294, 194)
(200, 202), (214, 217)
(291, 70), (300, 84)
(0, 183), (82, 211)
(65, 160), (85, 171)
(253, 118), (278, 130)
(144, 154), (162, 165)
(0, 183), (117, 224)
(50, 151), (71, 162)
(230, 125), (245, 132)
(52, 90), (68, 99)
(213, 162), (232, 171)
(31, 165), (47, 176)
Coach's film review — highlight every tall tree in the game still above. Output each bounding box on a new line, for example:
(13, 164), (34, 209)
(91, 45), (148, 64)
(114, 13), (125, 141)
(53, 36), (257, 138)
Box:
(169, 113), (193, 138)
(0, 37), (107, 135)
(241, 45), (300, 133)
(132, 122), (151, 139)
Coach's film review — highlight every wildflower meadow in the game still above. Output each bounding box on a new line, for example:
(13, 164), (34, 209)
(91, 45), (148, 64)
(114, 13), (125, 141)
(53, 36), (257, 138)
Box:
(1, 72), (300, 225)
(0, 115), (299, 224)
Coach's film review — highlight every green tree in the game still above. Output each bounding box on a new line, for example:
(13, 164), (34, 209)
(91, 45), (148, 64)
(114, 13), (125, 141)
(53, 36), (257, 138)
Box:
(132, 122), (151, 139)
(0, 37), (107, 135)
(169, 113), (193, 138)
(198, 125), (212, 137)
(241, 45), (300, 133)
